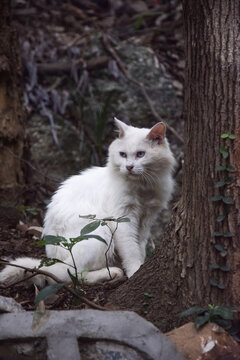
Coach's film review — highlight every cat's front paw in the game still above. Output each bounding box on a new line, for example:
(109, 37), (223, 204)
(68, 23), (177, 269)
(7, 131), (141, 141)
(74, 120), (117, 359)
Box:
(109, 267), (124, 280)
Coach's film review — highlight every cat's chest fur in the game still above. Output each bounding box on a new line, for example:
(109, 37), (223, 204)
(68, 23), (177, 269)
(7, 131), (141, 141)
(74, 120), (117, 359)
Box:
(124, 185), (163, 234)
(125, 186), (160, 217)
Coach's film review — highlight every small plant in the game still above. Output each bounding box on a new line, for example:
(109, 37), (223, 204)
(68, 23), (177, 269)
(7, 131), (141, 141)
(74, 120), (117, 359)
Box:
(18, 205), (40, 220)
(35, 215), (130, 304)
(210, 132), (235, 289)
(142, 292), (153, 315)
(179, 304), (240, 341)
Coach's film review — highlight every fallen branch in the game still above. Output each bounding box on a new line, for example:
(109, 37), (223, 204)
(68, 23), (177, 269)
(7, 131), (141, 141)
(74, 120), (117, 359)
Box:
(102, 34), (184, 144)
(0, 260), (108, 311)
(37, 56), (110, 75)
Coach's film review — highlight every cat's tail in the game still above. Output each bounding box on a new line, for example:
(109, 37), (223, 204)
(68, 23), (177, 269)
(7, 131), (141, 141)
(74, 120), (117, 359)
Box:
(0, 257), (47, 287)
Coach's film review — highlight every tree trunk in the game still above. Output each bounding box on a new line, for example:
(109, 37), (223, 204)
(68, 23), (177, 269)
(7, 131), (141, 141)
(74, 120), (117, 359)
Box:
(0, 0), (26, 203)
(109, 0), (240, 331)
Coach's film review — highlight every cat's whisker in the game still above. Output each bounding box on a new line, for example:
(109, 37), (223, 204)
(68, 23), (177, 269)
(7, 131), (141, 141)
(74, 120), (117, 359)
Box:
(142, 170), (158, 188)
(141, 172), (154, 188)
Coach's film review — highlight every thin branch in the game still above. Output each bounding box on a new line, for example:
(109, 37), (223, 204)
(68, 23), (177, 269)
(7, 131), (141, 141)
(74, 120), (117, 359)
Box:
(102, 34), (184, 144)
(0, 260), (107, 311)
(37, 56), (110, 75)
(104, 222), (119, 280)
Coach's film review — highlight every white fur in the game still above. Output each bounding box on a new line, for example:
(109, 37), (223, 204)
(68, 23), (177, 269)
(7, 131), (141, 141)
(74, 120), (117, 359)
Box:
(0, 119), (175, 286)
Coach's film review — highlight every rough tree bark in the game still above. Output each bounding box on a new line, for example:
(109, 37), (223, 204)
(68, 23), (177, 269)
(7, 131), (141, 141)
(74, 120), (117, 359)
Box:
(109, 0), (240, 330)
(0, 0), (26, 202)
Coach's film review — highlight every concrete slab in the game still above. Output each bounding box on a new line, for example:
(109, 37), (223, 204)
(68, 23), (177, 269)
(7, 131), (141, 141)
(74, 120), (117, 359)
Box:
(0, 309), (184, 360)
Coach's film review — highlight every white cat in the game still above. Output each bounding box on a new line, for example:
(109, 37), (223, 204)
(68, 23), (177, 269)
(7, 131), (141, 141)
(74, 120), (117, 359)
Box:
(0, 118), (175, 287)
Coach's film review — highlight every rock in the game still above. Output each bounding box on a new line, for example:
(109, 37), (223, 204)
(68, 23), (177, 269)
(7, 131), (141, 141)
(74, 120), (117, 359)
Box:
(26, 226), (43, 239)
(0, 309), (184, 360)
(0, 296), (25, 313)
(166, 322), (240, 360)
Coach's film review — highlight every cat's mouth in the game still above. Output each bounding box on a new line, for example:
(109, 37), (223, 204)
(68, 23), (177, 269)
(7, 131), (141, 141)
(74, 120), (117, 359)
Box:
(127, 172), (138, 178)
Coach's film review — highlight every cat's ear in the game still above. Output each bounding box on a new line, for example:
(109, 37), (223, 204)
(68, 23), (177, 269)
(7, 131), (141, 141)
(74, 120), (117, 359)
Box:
(147, 122), (166, 143)
(114, 117), (129, 138)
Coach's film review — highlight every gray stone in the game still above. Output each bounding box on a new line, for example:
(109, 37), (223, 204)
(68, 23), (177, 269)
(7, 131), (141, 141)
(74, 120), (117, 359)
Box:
(0, 295), (25, 313)
(0, 309), (184, 360)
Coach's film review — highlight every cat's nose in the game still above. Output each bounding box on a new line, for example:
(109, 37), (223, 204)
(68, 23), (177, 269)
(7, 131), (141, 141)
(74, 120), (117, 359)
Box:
(126, 165), (134, 172)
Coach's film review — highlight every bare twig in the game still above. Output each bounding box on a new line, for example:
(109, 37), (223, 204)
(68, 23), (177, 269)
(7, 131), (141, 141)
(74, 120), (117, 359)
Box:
(0, 260), (107, 311)
(104, 222), (119, 280)
(37, 56), (110, 75)
(102, 34), (184, 144)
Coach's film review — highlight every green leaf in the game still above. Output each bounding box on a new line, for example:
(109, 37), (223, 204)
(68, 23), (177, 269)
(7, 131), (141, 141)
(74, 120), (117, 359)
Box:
(78, 234), (108, 245)
(216, 165), (226, 171)
(214, 244), (228, 257)
(144, 292), (153, 298)
(229, 134), (236, 140)
(102, 217), (115, 221)
(210, 278), (218, 287)
(221, 133), (229, 139)
(215, 181), (226, 188)
(222, 196), (233, 204)
(195, 313), (210, 329)
(39, 258), (65, 267)
(67, 269), (79, 287)
(216, 214), (225, 222)
(179, 306), (205, 318)
(219, 146), (229, 159)
(220, 266), (230, 272)
(226, 165), (235, 172)
(38, 235), (67, 246)
(116, 217), (131, 223)
(214, 244), (224, 252)
(211, 195), (223, 201)
(220, 250), (228, 257)
(35, 283), (64, 304)
(223, 232), (232, 238)
(211, 306), (235, 320)
(210, 263), (220, 269)
(79, 214), (96, 219)
(210, 279), (225, 289)
(80, 221), (100, 236)
(213, 232), (223, 237)
(69, 237), (84, 245)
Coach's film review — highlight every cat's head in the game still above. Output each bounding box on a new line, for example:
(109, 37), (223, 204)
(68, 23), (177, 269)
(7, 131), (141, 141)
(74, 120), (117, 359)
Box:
(108, 118), (176, 183)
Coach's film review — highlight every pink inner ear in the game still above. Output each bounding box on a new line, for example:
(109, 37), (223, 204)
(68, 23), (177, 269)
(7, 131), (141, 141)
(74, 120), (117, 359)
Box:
(147, 123), (166, 142)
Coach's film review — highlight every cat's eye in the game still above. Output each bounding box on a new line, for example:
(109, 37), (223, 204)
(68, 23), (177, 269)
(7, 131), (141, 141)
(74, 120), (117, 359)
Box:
(136, 151), (145, 158)
(119, 152), (127, 158)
